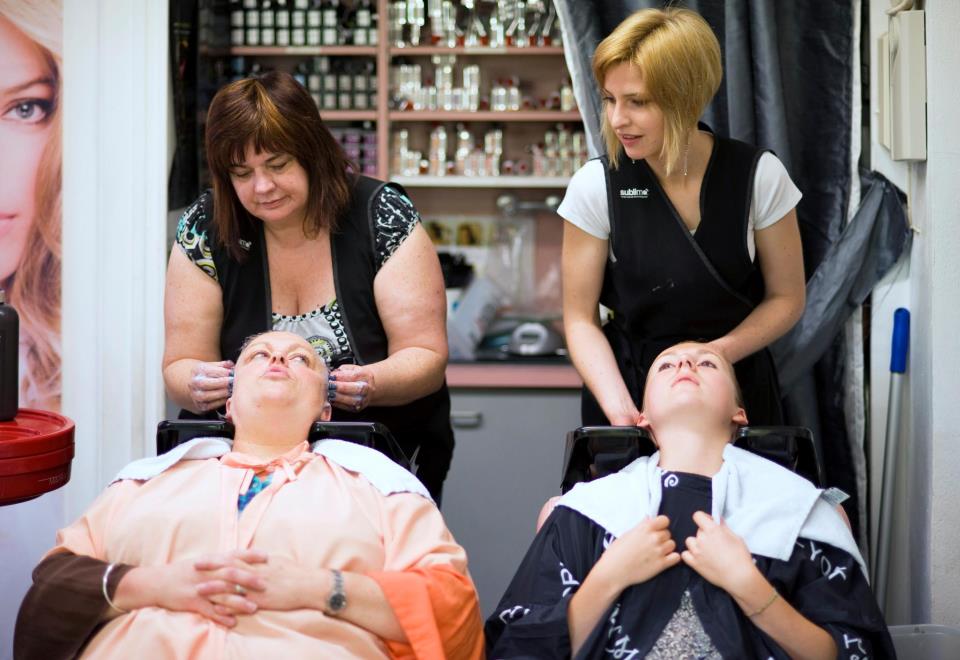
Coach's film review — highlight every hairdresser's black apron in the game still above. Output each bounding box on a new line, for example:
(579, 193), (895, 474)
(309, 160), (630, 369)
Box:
(180, 176), (455, 500)
(581, 130), (783, 426)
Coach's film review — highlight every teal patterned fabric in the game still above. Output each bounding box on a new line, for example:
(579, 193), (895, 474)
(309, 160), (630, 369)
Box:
(237, 473), (274, 513)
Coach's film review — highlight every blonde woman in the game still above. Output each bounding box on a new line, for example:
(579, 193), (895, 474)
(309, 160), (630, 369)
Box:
(560, 8), (805, 428)
(0, 0), (62, 412)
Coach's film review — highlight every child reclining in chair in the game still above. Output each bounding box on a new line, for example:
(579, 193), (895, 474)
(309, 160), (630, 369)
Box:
(486, 342), (894, 659)
(15, 331), (483, 659)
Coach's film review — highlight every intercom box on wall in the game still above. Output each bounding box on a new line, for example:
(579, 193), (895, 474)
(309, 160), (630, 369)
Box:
(883, 9), (927, 161)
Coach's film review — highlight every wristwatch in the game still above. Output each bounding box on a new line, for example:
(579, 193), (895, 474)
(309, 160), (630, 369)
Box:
(326, 569), (347, 615)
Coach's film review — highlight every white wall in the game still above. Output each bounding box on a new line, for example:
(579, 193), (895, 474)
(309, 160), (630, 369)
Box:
(868, 0), (960, 625)
(0, 1), (168, 655)
(60, 0), (168, 515)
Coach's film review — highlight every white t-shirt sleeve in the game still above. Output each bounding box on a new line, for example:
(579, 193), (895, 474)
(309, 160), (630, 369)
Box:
(555, 153), (800, 261)
(557, 159), (610, 240)
(751, 152), (802, 231)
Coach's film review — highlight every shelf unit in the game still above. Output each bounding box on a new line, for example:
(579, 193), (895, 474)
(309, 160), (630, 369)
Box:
(196, 2), (583, 386)
(202, 46), (378, 56)
(388, 45), (566, 56)
(201, 1), (583, 183)
(388, 110), (581, 122)
(393, 175), (570, 188)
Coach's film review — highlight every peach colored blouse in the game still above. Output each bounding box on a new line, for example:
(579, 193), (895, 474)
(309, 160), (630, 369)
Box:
(51, 442), (483, 659)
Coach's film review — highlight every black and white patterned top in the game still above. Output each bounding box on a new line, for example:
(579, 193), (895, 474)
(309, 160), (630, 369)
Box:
(175, 185), (420, 366)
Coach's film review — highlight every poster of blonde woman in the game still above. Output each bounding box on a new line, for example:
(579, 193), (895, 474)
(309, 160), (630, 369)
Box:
(0, 0), (62, 412)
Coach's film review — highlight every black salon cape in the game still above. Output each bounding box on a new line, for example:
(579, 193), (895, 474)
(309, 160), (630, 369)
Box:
(485, 474), (895, 659)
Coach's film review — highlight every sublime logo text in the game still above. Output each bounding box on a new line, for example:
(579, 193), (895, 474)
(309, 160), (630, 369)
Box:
(619, 187), (649, 199)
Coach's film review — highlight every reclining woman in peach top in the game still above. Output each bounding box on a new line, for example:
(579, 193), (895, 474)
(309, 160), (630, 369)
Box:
(15, 331), (483, 659)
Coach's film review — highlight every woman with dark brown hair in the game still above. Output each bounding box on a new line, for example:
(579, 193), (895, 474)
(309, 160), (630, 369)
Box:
(163, 71), (453, 499)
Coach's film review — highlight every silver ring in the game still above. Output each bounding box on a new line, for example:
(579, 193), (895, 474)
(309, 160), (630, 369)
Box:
(234, 583), (247, 596)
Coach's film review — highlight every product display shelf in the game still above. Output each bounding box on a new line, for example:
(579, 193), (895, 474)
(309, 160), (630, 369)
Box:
(320, 110), (378, 121)
(388, 110), (581, 122)
(393, 175), (569, 188)
(206, 1), (582, 181)
(446, 362), (581, 389)
(227, 45), (378, 56)
(388, 45), (565, 56)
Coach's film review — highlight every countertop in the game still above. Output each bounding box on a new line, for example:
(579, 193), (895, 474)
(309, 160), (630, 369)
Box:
(446, 360), (582, 389)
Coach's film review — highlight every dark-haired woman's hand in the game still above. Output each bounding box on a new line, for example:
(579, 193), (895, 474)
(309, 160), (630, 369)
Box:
(328, 364), (377, 412)
(187, 360), (235, 412)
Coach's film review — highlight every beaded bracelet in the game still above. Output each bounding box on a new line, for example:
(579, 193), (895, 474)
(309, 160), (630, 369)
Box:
(102, 563), (128, 614)
(748, 589), (780, 617)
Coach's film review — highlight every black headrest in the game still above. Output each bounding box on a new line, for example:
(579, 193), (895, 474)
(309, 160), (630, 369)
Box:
(561, 425), (822, 493)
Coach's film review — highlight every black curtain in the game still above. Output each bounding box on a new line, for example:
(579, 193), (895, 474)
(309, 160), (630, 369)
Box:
(169, 0), (199, 209)
(555, 0), (884, 539)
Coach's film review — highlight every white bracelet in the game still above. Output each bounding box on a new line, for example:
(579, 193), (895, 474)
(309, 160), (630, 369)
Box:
(102, 563), (128, 614)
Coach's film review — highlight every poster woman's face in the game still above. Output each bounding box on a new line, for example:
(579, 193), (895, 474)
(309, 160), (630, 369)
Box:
(0, 15), (55, 282)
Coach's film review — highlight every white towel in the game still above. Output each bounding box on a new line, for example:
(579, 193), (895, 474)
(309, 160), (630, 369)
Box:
(110, 436), (432, 502)
(111, 437), (231, 483)
(559, 444), (867, 576)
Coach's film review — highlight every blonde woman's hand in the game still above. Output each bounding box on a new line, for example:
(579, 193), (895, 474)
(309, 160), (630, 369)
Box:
(606, 407), (642, 426)
(328, 364), (376, 412)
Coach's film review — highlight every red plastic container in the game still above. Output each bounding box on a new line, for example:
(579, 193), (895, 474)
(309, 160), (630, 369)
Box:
(0, 409), (75, 506)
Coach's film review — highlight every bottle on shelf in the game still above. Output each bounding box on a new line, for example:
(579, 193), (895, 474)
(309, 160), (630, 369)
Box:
(353, 0), (373, 46)
(488, 4), (505, 48)
(260, 0), (276, 46)
(331, 122), (377, 175)
(428, 123), (448, 175)
(0, 290), (19, 421)
(406, 0), (426, 46)
(290, 0), (308, 46)
(244, 0), (261, 45)
(368, 0), (380, 45)
(484, 126), (502, 175)
(453, 123), (473, 175)
(306, 0), (322, 45)
(389, 1), (407, 48)
(438, 0), (457, 47)
(461, 0), (487, 47)
(321, 0), (340, 46)
(505, 0), (528, 48)
(230, 1), (246, 46)
(275, 3), (291, 45)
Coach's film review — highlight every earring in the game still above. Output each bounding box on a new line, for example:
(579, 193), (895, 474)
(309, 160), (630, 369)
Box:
(682, 139), (691, 177)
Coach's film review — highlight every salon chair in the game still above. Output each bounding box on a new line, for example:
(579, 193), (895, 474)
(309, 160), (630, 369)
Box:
(560, 425), (824, 494)
(156, 420), (411, 471)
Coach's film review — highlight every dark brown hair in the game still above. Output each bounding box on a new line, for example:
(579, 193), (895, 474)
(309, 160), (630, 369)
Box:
(204, 71), (354, 261)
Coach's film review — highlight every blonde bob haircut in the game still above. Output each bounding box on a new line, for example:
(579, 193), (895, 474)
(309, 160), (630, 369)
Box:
(593, 7), (722, 172)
